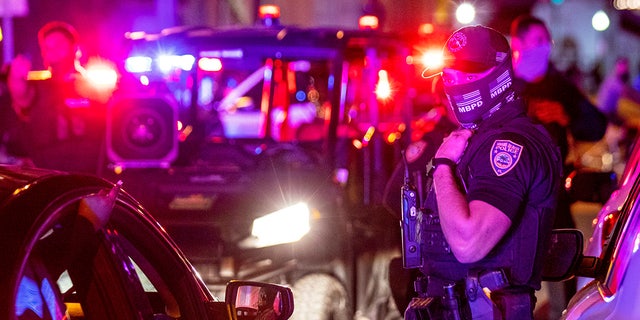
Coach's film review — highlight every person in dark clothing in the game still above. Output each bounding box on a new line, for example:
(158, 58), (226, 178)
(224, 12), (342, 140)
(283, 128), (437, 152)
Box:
(510, 15), (607, 178)
(402, 25), (562, 320)
(255, 286), (278, 320)
(510, 15), (608, 319)
(7, 21), (109, 175)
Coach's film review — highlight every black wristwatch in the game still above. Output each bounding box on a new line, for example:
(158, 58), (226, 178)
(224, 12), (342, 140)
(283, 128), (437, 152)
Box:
(427, 157), (457, 177)
(432, 157), (457, 169)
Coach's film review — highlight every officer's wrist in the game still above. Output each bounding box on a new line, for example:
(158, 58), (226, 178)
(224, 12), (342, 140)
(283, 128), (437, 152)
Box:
(432, 157), (457, 170)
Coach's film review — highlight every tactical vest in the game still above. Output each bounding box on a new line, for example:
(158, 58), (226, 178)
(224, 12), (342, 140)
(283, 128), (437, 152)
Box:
(418, 115), (561, 288)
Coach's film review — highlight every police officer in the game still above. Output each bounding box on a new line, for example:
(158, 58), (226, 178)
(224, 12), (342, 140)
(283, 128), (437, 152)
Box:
(404, 25), (562, 319)
(7, 21), (108, 174)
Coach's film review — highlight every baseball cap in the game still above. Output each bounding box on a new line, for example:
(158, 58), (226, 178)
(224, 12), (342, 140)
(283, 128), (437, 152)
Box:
(443, 25), (510, 72)
(38, 21), (79, 45)
(423, 25), (510, 78)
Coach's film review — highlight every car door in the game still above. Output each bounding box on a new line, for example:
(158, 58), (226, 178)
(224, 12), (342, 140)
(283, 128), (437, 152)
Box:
(0, 172), (225, 320)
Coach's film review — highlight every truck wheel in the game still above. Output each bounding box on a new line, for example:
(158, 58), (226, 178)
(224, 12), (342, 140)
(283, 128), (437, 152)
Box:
(291, 273), (352, 320)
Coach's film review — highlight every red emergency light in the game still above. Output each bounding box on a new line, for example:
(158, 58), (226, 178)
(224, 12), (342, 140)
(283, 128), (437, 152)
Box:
(358, 15), (379, 30)
(419, 49), (444, 71)
(86, 60), (118, 91)
(259, 5), (281, 19)
(375, 69), (392, 100)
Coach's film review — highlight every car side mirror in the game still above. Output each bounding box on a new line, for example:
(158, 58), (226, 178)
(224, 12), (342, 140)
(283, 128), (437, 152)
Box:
(541, 229), (584, 281)
(225, 280), (295, 320)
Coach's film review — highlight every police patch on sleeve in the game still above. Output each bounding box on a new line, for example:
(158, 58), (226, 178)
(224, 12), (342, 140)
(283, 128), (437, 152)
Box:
(490, 140), (523, 176)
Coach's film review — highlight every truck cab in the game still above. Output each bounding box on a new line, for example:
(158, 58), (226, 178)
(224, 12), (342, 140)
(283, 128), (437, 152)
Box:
(105, 9), (420, 318)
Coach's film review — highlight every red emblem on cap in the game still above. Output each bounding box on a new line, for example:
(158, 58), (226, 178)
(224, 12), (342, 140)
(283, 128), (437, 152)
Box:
(447, 32), (467, 53)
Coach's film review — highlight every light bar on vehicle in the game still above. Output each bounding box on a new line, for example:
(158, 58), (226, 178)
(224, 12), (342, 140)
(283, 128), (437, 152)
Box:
(125, 56), (153, 73)
(358, 15), (379, 30)
(157, 54), (196, 73)
(258, 4), (280, 19)
(258, 4), (281, 27)
(198, 57), (222, 72)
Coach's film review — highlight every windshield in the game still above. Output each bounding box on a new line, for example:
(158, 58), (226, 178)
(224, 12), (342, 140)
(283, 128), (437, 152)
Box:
(194, 53), (333, 143)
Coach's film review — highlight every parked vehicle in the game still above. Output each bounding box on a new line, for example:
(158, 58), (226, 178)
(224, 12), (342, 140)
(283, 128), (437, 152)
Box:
(558, 134), (640, 319)
(0, 165), (293, 320)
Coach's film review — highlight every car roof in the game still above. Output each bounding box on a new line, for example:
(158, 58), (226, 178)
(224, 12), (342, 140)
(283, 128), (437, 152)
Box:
(126, 25), (409, 57)
(0, 165), (72, 203)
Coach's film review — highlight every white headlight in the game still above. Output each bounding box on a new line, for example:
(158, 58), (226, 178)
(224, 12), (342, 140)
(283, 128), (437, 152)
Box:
(251, 202), (311, 247)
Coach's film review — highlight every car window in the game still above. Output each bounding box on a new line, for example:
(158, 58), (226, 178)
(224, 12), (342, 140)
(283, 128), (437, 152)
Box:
(196, 55), (332, 143)
(16, 195), (210, 320)
(19, 209), (155, 320)
(619, 133), (640, 185)
(342, 41), (409, 135)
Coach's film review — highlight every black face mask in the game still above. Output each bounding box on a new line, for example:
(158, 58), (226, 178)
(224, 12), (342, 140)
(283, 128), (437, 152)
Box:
(444, 62), (515, 129)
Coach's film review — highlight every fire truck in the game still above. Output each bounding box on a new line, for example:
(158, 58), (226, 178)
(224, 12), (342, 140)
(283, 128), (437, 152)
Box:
(103, 6), (427, 319)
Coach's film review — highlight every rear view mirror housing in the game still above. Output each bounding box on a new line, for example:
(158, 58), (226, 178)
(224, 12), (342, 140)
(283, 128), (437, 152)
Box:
(225, 280), (295, 320)
(542, 229), (584, 281)
(542, 229), (602, 281)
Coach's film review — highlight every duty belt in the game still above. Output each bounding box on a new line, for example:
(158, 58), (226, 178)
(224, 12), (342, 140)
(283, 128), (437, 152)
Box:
(409, 269), (512, 320)
(414, 269), (509, 298)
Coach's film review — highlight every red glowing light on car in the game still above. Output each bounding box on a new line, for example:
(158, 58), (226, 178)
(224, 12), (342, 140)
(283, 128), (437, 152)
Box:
(85, 59), (118, 91)
(420, 49), (444, 70)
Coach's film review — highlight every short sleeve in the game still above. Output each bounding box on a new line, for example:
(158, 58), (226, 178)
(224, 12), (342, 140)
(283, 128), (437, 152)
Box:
(465, 131), (537, 221)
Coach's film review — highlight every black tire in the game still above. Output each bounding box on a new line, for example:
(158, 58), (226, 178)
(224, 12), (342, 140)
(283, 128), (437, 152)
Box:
(291, 273), (352, 320)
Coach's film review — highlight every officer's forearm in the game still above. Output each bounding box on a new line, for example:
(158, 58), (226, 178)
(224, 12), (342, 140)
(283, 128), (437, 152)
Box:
(432, 166), (508, 263)
(433, 165), (473, 251)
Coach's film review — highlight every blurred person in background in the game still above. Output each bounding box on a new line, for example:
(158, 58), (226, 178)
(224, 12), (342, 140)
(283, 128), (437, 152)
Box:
(597, 56), (640, 165)
(7, 21), (111, 174)
(510, 14), (608, 319)
(0, 63), (26, 165)
(256, 286), (278, 320)
(632, 60), (640, 93)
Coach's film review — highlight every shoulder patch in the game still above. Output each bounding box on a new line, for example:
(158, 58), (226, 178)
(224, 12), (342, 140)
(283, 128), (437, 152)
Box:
(405, 140), (428, 163)
(490, 139), (523, 176)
